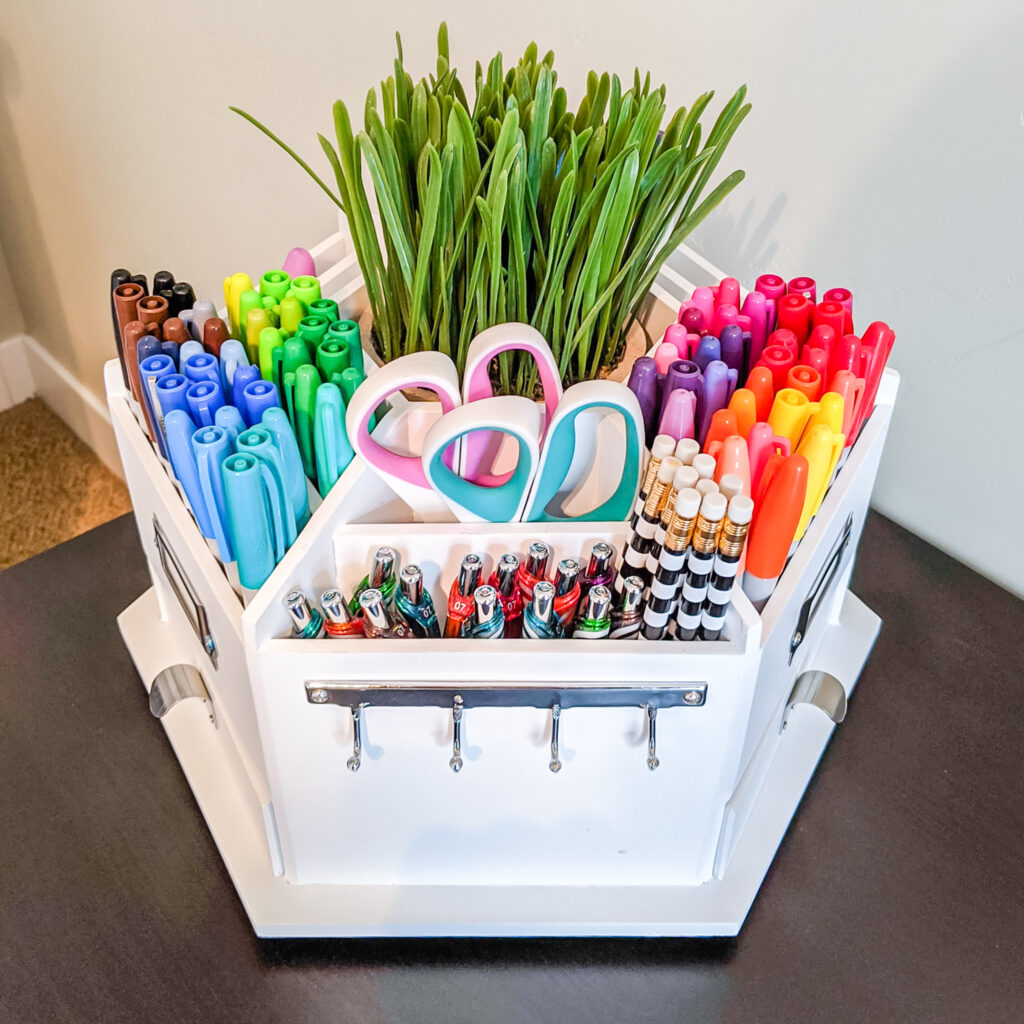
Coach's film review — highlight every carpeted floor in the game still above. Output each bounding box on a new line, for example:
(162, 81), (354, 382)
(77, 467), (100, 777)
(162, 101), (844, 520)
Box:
(0, 398), (131, 569)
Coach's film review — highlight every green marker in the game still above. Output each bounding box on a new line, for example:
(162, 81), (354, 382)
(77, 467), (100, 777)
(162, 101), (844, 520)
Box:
(260, 269), (291, 303)
(326, 319), (363, 376)
(292, 364), (321, 480)
(288, 274), (321, 308)
(296, 314), (330, 349)
(279, 295), (305, 335)
(316, 339), (349, 384)
(258, 326), (286, 382)
(308, 298), (339, 324)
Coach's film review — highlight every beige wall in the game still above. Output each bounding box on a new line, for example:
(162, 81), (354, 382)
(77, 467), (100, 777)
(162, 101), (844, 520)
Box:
(0, 234), (24, 339)
(1, 0), (1022, 594)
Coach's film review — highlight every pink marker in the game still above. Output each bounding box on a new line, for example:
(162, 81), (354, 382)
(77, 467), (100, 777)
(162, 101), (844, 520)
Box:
(767, 328), (800, 357)
(747, 421), (791, 492)
(711, 303), (741, 339)
(830, 334), (862, 383)
(689, 286), (716, 329)
(787, 276), (817, 303)
(664, 323), (693, 360)
(755, 274), (786, 304)
(717, 277), (741, 309)
(713, 435), (751, 497)
(654, 340), (680, 374)
(742, 291), (769, 368)
(823, 287), (854, 333)
(282, 247), (316, 278)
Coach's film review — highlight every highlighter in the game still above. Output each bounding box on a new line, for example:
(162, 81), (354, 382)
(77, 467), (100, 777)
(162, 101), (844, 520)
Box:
(223, 272), (254, 339)
(283, 590), (325, 639)
(805, 391), (845, 438)
(787, 364), (822, 402)
(320, 589), (364, 638)
(768, 388), (818, 448)
(742, 453), (809, 610)
(245, 306), (273, 364)
(727, 388), (757, 438)
(793, 424), (845, 540)
(745, 366), (775, 422)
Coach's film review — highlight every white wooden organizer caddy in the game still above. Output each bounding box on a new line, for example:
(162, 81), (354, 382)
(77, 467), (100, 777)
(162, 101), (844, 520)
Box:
(108, 224), (898, 937)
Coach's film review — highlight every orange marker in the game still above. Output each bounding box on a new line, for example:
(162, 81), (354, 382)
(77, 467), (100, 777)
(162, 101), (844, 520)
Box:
(727, 387), (757, 438)
(703, 409), (738, 453)
(787, 364), (822, 402)
(827, 370), (864, 444)
(742, 453), (809, 609)
(713, 435), (751, 497)
(745, 365), (776, 421)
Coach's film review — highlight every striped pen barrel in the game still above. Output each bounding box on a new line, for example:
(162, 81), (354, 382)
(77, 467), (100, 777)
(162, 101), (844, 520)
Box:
(614, 457), (676, 594)
(700, 495), (754, 641)
(674, 492), (728, 641)
(643, 464), (698, 589)
(629, 435), (675, 531)
(640, 488), (701, 640)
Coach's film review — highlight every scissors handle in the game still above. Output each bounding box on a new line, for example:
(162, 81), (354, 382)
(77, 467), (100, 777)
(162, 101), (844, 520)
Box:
(344, 351), (462, 490)
(421, 396), (542, 523)
(460, 323), (563, 484)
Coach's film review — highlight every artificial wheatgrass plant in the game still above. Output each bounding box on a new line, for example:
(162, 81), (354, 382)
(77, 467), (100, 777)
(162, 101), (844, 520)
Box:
(232, 24), (749, 392)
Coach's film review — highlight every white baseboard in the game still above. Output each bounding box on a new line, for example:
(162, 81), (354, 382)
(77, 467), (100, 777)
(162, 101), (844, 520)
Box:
(0, 334), (124, 480)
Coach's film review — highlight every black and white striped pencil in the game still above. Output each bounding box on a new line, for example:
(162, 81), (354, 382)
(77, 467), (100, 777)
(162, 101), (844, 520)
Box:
(700, 495), (754, 641)
(629, 435), (675, 531)
(641, 487), (701, 640)
(644, 464), (698, 587)
(615, 456), (677, 593)
(674, 492), (728, 641)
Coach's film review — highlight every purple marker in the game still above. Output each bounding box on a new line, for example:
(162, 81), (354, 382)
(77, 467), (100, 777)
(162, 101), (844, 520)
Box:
(231, 364), (261, 419)
(719, 324), (745, 374)
(698, 360), (733, 445)
(657, 387), (696, 441)
(662, 359), (704, 432)
(626, 356), (661, 443)
(694, 335), (721, 373)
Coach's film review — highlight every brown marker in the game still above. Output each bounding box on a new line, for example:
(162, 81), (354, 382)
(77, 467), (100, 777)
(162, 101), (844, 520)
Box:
(136, 293), (169, 339)
(122, 320), (149, 402)
(162, 317), (189, 345)
(113, 282), (145, 354)
(202, 316), (229, 357)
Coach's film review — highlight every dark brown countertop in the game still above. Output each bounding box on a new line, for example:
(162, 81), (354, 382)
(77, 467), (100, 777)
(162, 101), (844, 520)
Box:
(2, 512), (1022, 1023)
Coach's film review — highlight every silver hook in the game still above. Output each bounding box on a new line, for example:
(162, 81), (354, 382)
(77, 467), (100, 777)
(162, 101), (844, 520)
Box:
(646, 706), (660, 771)
(347, 704), (363, 772)
(449, 695), (464, 773)
(549, 704), (562, 773)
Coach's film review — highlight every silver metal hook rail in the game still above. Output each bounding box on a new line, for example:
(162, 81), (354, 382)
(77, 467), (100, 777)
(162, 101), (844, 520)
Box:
(305, 683), (708, 774)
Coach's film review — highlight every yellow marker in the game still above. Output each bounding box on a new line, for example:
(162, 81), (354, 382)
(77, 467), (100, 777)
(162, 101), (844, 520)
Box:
(245, 307), (273, 365)
(767, 388), (819, 448)
(793, 424), (845, 540)
(804, 391), (844, 441)
(727, 387), (758, 439)
(279, 295), (305, 336)
(223, 272), (254, 339)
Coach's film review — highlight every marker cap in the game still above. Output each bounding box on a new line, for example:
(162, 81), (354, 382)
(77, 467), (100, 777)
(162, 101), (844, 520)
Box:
(787, 364), (822, 402)
(745, 365), (775, 422)
(727, 387), (757, 439)
(702, 408), (738, 454)
(768, 388), (818, 448)
(745, 453), (809, 582)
